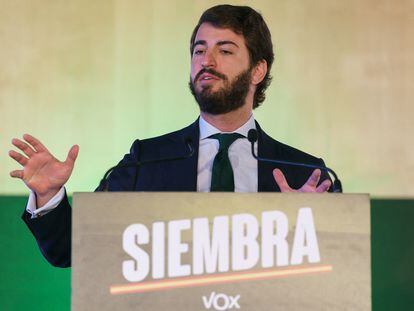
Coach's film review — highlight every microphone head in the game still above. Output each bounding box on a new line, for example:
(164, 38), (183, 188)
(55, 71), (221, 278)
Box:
(182, 135), (194, 156)
(247, 129), (258, 143)
(183, 135), (193, 145)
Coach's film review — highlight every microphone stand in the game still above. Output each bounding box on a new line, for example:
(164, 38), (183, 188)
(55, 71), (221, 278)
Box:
(247, 129), (342, 193)
(98, 137), (194, 191)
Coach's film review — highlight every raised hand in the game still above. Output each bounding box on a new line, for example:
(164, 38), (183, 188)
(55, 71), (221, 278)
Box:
(9, 134), (79, 207)
(273, 168), (331, 193)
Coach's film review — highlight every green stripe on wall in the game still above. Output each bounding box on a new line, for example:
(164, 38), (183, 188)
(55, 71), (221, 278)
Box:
(371, 199), (414, 310)
(0, 196), (71, 311)
(0, 197), (413, 310)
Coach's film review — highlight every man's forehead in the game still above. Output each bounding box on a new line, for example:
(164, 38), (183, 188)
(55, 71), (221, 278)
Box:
(194, 23), (245, 46)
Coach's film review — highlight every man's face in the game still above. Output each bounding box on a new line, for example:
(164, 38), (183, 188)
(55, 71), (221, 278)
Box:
(189, 23), (253, 114)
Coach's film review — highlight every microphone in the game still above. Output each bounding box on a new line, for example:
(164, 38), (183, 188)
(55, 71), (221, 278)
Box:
(98, 136), (195, 191)
(247, 129), (343, 193)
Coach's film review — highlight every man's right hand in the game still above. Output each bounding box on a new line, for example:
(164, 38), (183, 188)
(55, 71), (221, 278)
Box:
(9, 134), (79, 208)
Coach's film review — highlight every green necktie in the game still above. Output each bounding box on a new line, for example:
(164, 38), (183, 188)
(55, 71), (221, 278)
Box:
(210, 133), (244, 192)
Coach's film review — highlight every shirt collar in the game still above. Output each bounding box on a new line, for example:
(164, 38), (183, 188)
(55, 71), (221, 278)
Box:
(199, 114), (256, 140)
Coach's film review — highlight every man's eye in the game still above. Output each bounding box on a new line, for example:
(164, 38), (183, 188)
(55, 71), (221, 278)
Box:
(194, 50), (204, 55)
(220, 50), (233, 55)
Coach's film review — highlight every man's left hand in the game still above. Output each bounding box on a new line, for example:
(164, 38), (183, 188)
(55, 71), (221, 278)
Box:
(273, 168), (331, 193)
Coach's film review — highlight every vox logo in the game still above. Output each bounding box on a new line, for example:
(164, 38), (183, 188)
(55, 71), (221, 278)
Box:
(202, 292), (241, 310)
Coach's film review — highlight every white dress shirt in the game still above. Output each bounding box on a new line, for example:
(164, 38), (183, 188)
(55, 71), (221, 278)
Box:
(26, 187), (65, 218)
(26, 115), (259, 217)
(197, 114), (258, 192)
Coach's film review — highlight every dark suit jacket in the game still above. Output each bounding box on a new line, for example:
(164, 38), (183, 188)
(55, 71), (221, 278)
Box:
(22, 119), (329, 268)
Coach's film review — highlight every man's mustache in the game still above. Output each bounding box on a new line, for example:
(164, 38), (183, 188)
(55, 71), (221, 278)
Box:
(195, 68), (227, 82)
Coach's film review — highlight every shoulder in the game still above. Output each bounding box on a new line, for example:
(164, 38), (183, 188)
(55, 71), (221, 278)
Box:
(129, 120), (199, 159)
(143, 120), (198, 144)
(257, 122), (325, 166)
(256, 122), (331, 190)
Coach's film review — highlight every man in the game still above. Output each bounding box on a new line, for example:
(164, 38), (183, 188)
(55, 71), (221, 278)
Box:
(9, 5), (332, 268)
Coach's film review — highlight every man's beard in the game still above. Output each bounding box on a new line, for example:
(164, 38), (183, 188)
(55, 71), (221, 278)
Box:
(189, 68), (252, 115)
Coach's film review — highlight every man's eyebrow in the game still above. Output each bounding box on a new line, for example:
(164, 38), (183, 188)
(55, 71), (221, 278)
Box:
(193, 40), (239, 48)
(193, 40), (207, 48)
(217, 40), (239, 48)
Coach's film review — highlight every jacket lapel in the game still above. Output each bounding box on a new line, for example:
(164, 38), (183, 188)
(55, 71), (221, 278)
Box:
(256, 122), (280, 192)
(160, 119), (199, 191)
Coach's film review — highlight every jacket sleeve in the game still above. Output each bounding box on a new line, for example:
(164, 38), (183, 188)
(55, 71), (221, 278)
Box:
(21, 139), (142, 268)
(22, 191), (72, 268)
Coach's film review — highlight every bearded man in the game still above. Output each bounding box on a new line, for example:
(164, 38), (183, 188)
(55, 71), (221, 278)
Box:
(9, 5), (332, 268)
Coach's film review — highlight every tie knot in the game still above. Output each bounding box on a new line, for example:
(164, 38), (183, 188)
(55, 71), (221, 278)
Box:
(210, 133), (244, 151)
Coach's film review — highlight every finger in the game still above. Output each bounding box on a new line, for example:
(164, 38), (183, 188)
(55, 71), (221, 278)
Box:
(273, 168), (293, 192)
(304, 169), (321, 188)
(316, 179), (332, 193)
(8, 150), (28, 166)
(23, 133), (49, 153)
(11, 138), (36, 157)
(10, 170), (24, 179)
(64, 145), (79, 166)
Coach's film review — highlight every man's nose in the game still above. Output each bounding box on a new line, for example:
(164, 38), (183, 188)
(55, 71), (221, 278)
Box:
(201, 50), (216, 68)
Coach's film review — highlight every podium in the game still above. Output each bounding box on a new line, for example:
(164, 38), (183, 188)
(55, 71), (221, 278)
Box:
(72, 193), (370, 310)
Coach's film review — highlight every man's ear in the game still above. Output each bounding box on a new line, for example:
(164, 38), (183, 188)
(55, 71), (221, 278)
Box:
(251, 60), (267, 85)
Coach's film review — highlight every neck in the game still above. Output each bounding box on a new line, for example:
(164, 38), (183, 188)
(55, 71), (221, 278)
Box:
(200, 105), (252, 132)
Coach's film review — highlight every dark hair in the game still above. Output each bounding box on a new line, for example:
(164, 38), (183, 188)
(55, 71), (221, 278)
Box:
(190, 5), (274, 108)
